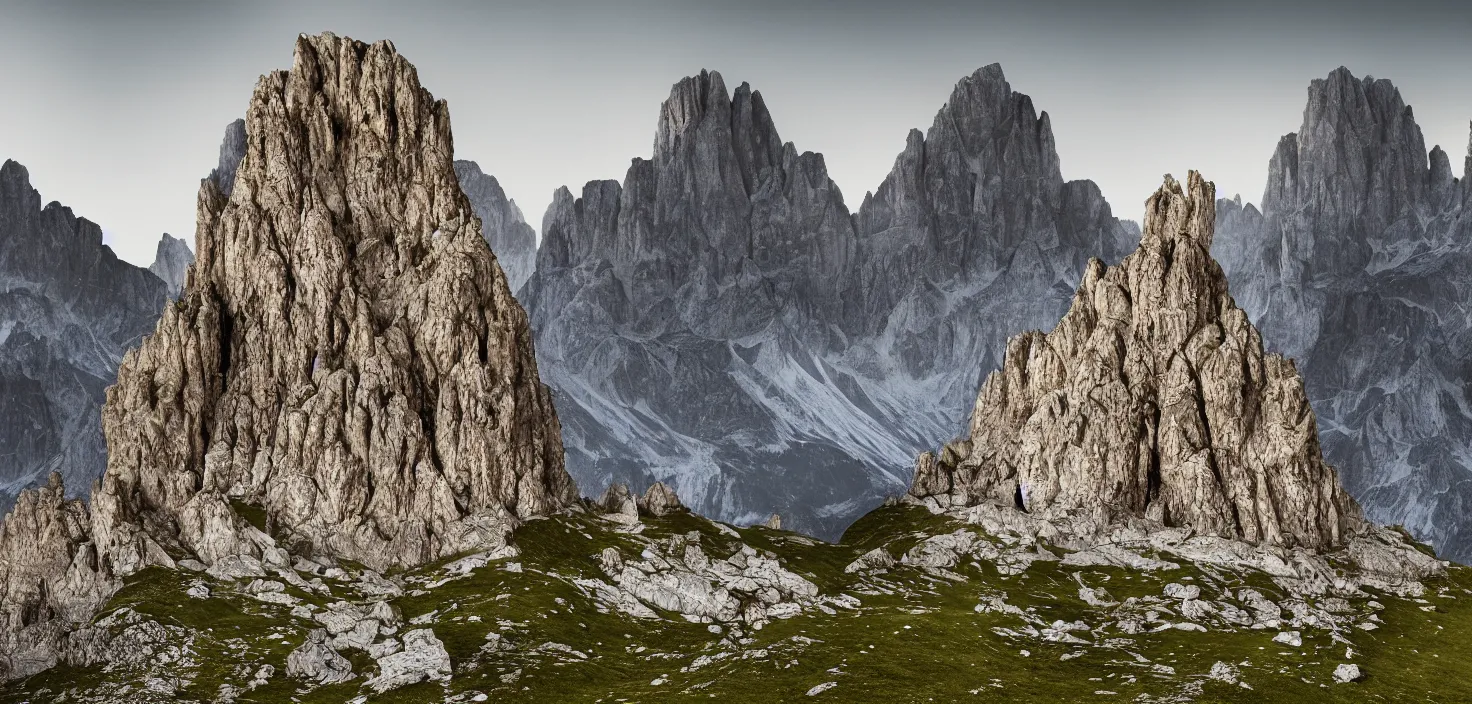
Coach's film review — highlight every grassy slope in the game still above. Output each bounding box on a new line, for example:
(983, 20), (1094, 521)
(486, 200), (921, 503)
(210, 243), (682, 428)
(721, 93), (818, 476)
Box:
(5, 505), (1471, 703)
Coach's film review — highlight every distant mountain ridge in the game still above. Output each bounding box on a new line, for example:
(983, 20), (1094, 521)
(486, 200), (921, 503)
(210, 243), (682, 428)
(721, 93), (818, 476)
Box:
(0, 120), (242, 511)
(0, 160), (167, 510)
(1214, 67), (1472, 563)
(148, 232), (193, 297)
(520, 65), (1137, 537)
(455, 160), (537, 293)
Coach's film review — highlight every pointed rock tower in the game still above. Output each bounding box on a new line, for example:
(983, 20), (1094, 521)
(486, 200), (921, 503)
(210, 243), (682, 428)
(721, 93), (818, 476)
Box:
(148, 232), (193, 298)
(911, 171), (1360, 551)
(96, 32), (575, 570)
(1, 33), (574, 679)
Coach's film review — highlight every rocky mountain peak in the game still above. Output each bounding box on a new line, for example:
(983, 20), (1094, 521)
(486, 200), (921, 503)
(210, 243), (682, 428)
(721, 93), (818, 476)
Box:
(1213, 67), (1472, 562)
(0, 31), (575, 678)
(912, 171), (1361, 551)
(1263, 66), (1428, 231)
(521, 63), (1135, 537)
(100, 31), (575, 569)
(209, 118), (247, 198)
(938, 63), (1062, 195)
(654, 70), (732, 167)
(148, 232), (193, 298)
(0, 160), (41, 216)
(1141, 173), (1217, 249)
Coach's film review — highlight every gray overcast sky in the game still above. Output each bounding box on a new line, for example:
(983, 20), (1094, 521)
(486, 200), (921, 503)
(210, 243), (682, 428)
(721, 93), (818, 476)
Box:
(2, 0), (1470, 266)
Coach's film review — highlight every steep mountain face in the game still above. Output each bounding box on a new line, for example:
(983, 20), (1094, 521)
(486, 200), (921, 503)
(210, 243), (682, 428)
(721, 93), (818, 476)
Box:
(454, 160), (537, 293)
(522, 65), (1136, 538)
(0, 160), (168, 510)
(0, 33), (573, 679)
(914, 172), (1360, 551)
(1213, 68), (1472, 562)
(148, 233), (193, 297)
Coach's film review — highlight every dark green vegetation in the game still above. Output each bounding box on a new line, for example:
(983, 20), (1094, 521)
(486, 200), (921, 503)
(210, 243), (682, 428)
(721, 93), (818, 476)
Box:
(4, 505), (1470, 703)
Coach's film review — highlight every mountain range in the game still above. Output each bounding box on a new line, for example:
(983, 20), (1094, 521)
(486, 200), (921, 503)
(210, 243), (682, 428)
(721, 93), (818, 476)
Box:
(1213, 69), (1472, 563)
(0, 35), (1456, 699)
(0, 54), (1468, 564)
(0, 162), (166, 512)
(520, 65), (1136, 538)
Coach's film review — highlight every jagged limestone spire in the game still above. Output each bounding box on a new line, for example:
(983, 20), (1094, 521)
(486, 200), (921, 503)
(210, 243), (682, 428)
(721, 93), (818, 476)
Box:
(912, 170), (1360, 551)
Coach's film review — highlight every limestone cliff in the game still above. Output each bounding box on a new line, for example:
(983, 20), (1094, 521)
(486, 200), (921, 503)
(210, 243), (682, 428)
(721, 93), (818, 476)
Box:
(0, 32), (574, 680)
(912, 172), (1361, 551)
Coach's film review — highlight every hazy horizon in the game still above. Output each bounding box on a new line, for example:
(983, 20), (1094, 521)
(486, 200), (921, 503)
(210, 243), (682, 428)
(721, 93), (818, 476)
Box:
(2, 0), (1469, 267)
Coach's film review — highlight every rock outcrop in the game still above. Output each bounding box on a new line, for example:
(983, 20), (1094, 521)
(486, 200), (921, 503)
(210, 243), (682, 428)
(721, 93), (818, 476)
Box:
(1213, 68), (1472, 561)
(0, 32), (574, 680)
(148, 233), (193, 298)
(639, 481), (683, 517)
(911, 172), (1361, 551)
(0, 473), (118, 680)
(521, 65), (1135, 537)
(455, 160), (537, 293)
(99, 30), (575, 570)
(0, 160), (168, 510)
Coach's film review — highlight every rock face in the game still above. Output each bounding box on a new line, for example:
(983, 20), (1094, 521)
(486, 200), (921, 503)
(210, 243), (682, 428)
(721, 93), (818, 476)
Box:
(0, 473), (118, 680)
(99, 31), (575, 568)
(0, 160), (168, 510)
(0, 32), (574, 680)
(148, 233), (193, 298)
(455, 160), (537, 293)
(911, 172), (1361, 551)
(521, 65), (1136, 537)
(1213, 68), (1472, 561)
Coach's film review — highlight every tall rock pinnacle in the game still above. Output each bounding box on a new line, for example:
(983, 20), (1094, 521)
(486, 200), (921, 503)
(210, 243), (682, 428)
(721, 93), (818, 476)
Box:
(98, 31), (575, 569)
(913, 172), (1360, 551)
(148, 232), (193, 297)
(1, 32), (574, 679)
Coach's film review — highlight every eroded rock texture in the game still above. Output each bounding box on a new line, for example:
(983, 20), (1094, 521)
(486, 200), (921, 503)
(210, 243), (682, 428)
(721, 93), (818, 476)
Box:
(454, 160), (537, 293)
(912, 172), (1361, 551)
(1213, 68), (1472, 561)
(0, 473), (118, 680)
(522, 65), (1136, 537)
(99, 32), (574, 570)
(0, 32), (573, 679)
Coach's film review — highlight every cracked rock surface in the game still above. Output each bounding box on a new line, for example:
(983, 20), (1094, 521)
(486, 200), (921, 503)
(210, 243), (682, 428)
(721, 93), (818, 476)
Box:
(0, 32), (573, 681)
(912, 171), (1360, 553)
